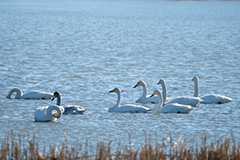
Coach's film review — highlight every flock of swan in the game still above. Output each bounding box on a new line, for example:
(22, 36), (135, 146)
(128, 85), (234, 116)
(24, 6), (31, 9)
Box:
(6, 76), (233, 122)
(6, 89), (86, 122)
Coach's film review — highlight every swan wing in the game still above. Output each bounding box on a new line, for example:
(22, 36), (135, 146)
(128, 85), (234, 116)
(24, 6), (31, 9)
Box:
(34, 106), (47, 122)
(34, 106), (53, 122)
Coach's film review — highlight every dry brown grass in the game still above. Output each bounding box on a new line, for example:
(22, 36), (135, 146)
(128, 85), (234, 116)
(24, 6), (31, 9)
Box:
(1, 131), (240, 160)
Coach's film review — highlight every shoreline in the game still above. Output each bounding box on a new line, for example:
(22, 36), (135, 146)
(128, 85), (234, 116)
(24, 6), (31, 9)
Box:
(1, 131), (239, 159)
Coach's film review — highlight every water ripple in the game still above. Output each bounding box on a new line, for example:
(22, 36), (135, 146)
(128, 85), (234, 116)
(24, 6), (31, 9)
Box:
(0, 0), (239, 150)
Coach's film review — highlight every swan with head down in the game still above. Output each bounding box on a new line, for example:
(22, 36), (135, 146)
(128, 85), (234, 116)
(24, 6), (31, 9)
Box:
(34, 105), (64, 122)
(133, 80), (159, 104)
(192, 76), (233, 104)
(150, 90), (192, 113)
(157, 79), (202, 106)
(109, 87), (151, 113)
(51, 91), (86, 115)
(6, 88), (53, 100)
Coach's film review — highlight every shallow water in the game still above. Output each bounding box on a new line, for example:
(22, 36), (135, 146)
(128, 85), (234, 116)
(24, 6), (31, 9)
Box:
(0, 0), (240, 150)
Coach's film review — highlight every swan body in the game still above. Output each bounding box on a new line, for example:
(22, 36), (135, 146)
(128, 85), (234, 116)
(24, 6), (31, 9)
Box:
(201, 94), (233, 104)
(109, 87), (151, 113)
(157, 79), (202, 106)
(51, 91), (86, 115)
(34, 105), (64, 122)
(62, 105), (86, 115)
(151, 90), (192, 113)
(6, 88), (53, 100)
(133, 80), (159, 103)
(192, 76), (233, 104)
(165, 97), (202, 106)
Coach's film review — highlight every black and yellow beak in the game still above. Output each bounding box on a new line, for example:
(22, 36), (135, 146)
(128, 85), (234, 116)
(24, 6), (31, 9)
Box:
(109, 89), (115, 93)
(133, 82), (139, 88)
(150, 92), (155, 97)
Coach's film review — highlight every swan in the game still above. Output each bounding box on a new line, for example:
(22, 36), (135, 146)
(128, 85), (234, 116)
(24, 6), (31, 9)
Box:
(6, 88), (53, 100)
(157, 79), (202, 106)
(109, 87), (151, 113)
(51, 91), (86, 115)
(192, 76), (233, 104)
(34, 105), (64, 122)
(150, 90), (192, 113)
(156, 79), (171, 102)
(133, 80), (159, 103)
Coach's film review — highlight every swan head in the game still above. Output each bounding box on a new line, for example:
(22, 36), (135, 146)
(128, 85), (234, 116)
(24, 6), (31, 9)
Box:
(192, 76), (199, 81)
(49, 105), (62, 119)
(109, 87), (120, 93)
(150, 90), (161, 97)
(51, 91), (61, 101)
(133, 80), (146, 88)
(52, 113), (58, 118)
(157, 79), (165, 85)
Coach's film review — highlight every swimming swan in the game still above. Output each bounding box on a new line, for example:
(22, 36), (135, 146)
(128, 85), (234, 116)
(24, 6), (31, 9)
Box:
(51, 91), (86, 115)
(192, 76), (233, 104)
(157, 79), (171, 102)
(6, 88), (53, 100)
(133, 80), (159, 103)
(150, 90), (192, 113)
(34, 105), (64, 122)
(109, 87), (151, 113)
(157, 79), (202, 106)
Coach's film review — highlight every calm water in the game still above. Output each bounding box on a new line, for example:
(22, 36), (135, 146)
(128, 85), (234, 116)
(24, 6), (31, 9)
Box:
(0, 0), (240, 151)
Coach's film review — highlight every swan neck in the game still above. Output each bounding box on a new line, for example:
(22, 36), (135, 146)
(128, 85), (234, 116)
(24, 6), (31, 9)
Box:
(56, 93), (61, 105)
(116, 90), (121, 107)
(6, 88), (23, 99)
(153, 91), (163, 110)
(141, 83), (147, 99)
(194, 78), (199, 97)
(161, 81), (167, 102)
(159, 92), (163, 107)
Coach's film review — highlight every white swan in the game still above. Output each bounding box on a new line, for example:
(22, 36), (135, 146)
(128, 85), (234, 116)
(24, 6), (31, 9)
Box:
(6, 88), (53, 100)
(34, 105), (64, 122)
(192, 76), (233, 104)
(109, 87), (151, 113)
(150, 90), (192, 113)
(51, 91), (86, 115)
(157, 79), (171, 102)
(133, 80), (159, 103)
(157, 79), (202, 106)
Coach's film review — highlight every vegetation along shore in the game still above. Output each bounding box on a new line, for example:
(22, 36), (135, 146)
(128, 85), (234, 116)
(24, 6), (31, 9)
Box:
(0, 131), (240, 160)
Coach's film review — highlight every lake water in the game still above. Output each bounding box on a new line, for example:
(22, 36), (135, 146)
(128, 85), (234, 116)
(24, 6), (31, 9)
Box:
(0, 0), (240, 151)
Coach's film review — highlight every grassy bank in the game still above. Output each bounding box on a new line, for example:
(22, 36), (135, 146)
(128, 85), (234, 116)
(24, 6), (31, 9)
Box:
(1, 131), (240, 159)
